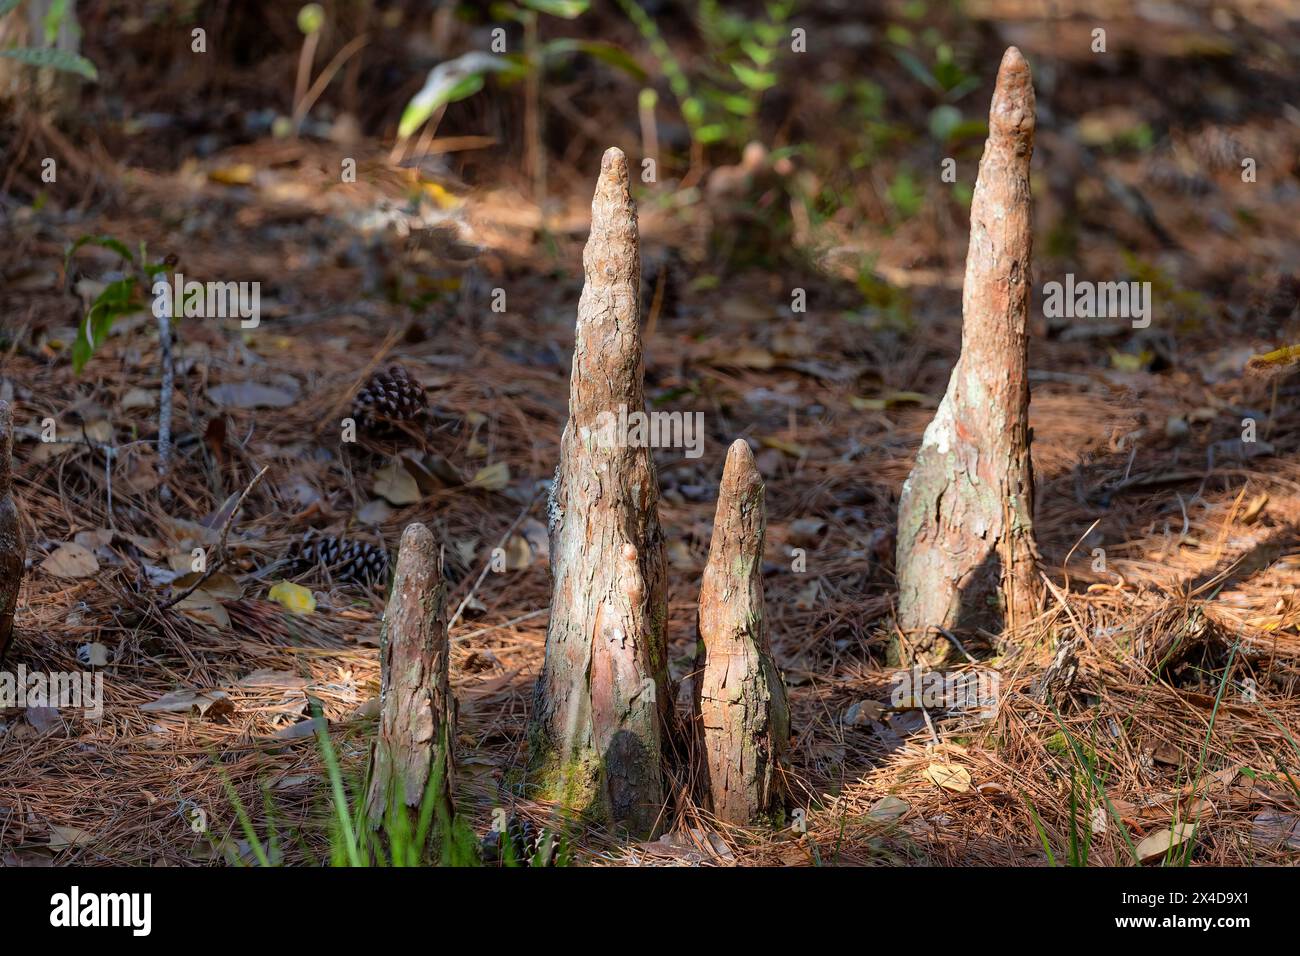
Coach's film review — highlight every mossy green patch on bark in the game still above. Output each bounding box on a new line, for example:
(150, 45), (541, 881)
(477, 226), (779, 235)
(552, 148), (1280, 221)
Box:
(526, 724), (610, 827)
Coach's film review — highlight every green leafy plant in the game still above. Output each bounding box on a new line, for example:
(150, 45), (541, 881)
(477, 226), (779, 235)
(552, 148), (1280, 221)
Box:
(887, 13), (979, 105)
(397, 2), (642, 143)
(396, 0), (641, 203)
(0, 0), (97, 80)
(824, 79), (907, 169)
(855, 256), (912, 331)
(1026, 765), (1099, 867)
(885, 167), (924, 220)
(691, 0), (792, 146)
(1122, 251), (1211, 331)
(615, 0), (794, 155)
(888, 27), (986, 155)
(219, 704), (567, 867)
(1169, 643), (1237, 866)
(1048, 713), (1142, 865)
(65, 236), (172, 374)
(892, 42), (977, 101)
(397, 51), (512, 142)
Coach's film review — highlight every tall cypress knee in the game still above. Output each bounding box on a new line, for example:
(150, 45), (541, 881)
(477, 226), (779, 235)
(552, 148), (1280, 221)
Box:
(695, 440), (790, 824)
(531, 147), (670, 837)
(0, 400), (24, 668)
(366, 522), (455, 846)
(895, 47), (1042, 665)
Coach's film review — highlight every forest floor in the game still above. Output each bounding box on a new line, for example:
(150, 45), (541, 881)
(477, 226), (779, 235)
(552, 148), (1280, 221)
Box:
(2, 1), (1300, 865)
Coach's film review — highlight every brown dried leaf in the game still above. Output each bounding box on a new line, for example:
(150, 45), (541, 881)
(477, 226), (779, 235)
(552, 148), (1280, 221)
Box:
(48, 825), (95, 851)
(501, 534), (533, 570)
(843, 699), (886, 725)
(172, 571), (242, 600)
(121, 387), (156, 409)
(40, 542), (99, 579)
(1152, 742), (1182, 766)
(373, 460), (421, 505)
(154, 515), (220, 548)
(26, 707), (62, 734)
(1136, 823), (1196, 864)
(470, 461), (510, 491)
(140, 688), (233, 718)
(923, 762), (972, 793)
(175, 589), (231, 630)
(237, 669), (309, 690)
(1240, 493), (1268, 524)
(73, 529), (114, 551)
(1252, 811), (1300, 850)
(208, 380), (298, 409)
(867, 795), (910, 823)
(120, 450), (162, 493)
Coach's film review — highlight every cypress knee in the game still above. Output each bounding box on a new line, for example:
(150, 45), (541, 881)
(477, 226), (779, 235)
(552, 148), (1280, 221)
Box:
(894, 47), (1042, 665)
(0, 400), (24, 668)
(366, 522), (455, 846)
(695, 439), (790, 824)
(530, 147), (671, 837)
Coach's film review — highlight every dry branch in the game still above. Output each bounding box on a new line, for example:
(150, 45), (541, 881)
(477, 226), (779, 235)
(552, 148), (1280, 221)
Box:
(695, 439), (790, 824)
(895, 47), (1043, 665)
(365, 522), (455, 841)
(530, 146), (671, 837)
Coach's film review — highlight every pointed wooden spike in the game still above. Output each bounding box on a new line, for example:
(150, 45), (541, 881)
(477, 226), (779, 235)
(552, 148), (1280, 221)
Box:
(366, 522), (454, 843)
(894, 49), (1042, 665)
(584, 146), (637, 294)
(695, 439), (790, 824)
(961, 45), (1036, 364)
(568, 146), (642, 421)
(531, 148), (670, 837)
(715, 438), (762, 524)
(989, 46), (1035, 146)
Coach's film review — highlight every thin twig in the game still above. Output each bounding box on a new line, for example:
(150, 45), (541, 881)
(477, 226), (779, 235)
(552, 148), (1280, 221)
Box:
(933, 626), (978, 664)
(293, 33), (369, 133)
(161, 466), (269, 610)
(156, 307), (174, 489)
(449, 487), (542, 631)
(452, 607), (548, 644)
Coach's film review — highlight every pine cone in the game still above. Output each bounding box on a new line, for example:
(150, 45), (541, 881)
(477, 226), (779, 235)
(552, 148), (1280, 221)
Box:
(351, 365), (428, 434)
(290, 531), (389, 586)
(479, 813), (558, 867)
(1032, 634), (1082, 705)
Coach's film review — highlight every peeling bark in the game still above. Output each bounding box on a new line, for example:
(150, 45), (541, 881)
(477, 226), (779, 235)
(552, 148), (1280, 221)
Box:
(695, 440), (790, 824)
(894, 47), (1043, 665)
(530, 147), (670, 837)
(366, 522), (454, 841)
(0, 401), (23, 668)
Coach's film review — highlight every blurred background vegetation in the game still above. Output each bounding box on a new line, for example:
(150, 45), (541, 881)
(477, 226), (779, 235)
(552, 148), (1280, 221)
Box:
(2, 0), (1297, 363)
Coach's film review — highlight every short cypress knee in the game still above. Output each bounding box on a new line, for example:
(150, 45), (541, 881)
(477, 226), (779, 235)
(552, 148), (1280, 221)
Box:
(695, 439), (790, 824)
(366, 522), (455, 851)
